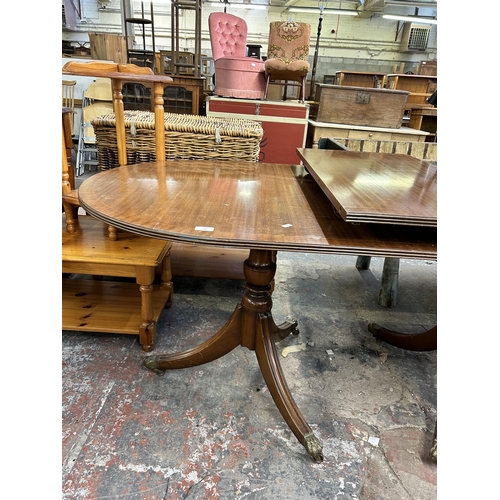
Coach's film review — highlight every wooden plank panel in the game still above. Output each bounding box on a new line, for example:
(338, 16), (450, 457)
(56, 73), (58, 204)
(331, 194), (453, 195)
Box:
(62, 215), (169, 268)
(62, 279), (170, 334)
(326, 138), (437, 161)
(171, 242), (246, 279)
(361, 140), (378, 152)
(314, 85), (409, 128)
(378, 141), (395, 154)
(89, 33), (127, 64)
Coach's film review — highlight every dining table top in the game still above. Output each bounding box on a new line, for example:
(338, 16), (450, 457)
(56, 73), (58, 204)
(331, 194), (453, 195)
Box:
(296, 148), (437, 227)
(78, 160), (436, 261)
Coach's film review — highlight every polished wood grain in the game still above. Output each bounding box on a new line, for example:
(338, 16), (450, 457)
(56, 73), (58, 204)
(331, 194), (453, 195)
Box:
(78, 161), (436, 259)
(170, 242), (246, 279)
(78, 159), (436, 463)
(296, 148), (437, 226)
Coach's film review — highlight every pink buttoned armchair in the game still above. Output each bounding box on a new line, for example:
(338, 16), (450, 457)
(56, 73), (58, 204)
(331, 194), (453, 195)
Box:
(208, 12), (266, 99)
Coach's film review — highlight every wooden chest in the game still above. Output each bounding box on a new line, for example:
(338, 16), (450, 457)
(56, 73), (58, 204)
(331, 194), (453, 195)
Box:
(206, 97), (309, 165)
(311, 84), (409, 129)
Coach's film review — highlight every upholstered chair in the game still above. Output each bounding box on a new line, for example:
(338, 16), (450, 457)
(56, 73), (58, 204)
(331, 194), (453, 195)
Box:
(264, 21), (311, 102)
(208, 12), (266, 99)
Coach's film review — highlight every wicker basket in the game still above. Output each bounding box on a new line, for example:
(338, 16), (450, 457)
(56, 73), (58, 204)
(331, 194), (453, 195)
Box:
(92, 110), (263, 169)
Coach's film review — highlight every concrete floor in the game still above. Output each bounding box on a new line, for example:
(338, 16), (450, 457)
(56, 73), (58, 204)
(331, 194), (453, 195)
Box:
(63, 215), (437, 500)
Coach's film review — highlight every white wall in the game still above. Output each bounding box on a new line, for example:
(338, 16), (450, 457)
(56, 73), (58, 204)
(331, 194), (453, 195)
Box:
(63, 0), (437, 81)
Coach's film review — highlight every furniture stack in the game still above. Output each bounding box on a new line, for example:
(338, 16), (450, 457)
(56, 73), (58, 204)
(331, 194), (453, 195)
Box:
(307, 79), (430, 147)
(123, 0), (156, 69)
(264, 20), (311, 102)
(386, 73), (437, 141)
(157, 0), (205, 115)
(170, 0), (201, 78)
(386, 73), (437, 109)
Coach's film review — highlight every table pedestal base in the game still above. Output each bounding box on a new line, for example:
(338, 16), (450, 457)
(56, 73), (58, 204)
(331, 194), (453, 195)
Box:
(368, 324), (437, 351)
(143, 249), (324, 462)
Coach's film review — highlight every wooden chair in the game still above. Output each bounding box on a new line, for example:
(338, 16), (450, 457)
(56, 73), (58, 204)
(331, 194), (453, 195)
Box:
(62, 108), (76, 191)
(62, 61), (168, 240)
(62, 80), (76, 135)
(75, 78), (114, 176)
(264, 21), (311, 102)
(62, 61), (175, 351)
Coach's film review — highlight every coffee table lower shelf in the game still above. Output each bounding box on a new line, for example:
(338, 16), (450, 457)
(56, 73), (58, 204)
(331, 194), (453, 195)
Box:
(62, 278), (171, 348)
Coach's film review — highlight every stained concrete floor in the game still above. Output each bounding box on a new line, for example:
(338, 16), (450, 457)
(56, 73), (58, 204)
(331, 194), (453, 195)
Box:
(62, 236), (437, 499)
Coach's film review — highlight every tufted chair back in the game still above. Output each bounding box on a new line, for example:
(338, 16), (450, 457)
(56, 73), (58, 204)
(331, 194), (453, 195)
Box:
(209, 12), (248, 61)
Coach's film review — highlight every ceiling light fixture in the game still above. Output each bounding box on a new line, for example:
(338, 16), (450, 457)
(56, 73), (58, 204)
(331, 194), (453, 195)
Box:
(382, 14), (437, 25)
(210, 2), (266, 9)
(289, 7), (359, 16)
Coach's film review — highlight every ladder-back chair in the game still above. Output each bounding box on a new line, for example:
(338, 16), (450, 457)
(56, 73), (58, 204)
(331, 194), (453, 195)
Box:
(75, 78), (114, 176)
(62, 80), (76, 135)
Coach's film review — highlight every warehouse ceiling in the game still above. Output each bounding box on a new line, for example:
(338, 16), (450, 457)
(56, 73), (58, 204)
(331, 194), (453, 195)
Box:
(253, 0), (437, 13)
(63, 0), (437, 26)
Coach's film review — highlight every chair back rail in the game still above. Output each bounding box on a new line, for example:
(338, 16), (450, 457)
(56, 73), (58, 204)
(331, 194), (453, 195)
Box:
(62, 61), (173, 164)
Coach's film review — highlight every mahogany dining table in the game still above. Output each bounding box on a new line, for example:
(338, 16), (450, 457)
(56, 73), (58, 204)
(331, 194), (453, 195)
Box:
(77, 158), (437, 462)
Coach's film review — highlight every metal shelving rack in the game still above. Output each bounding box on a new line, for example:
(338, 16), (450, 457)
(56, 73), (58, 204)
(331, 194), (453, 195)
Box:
(124, 1), (156, 70)
(170, 0), (202, 77)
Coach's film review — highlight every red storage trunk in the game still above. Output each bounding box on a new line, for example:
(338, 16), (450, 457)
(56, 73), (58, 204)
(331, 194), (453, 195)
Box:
(206, 97), (309, 165)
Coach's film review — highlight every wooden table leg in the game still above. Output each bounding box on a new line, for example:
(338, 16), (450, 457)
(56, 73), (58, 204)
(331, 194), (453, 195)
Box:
(368, 323), (437, 351)
(355, 256), (371, 270)
(143, 249), (323, 462)
(137, 266), (157, 353)
(356, 256), (400, 308)
(378, 257), (399, 308)
(256, 312), (323, 462)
